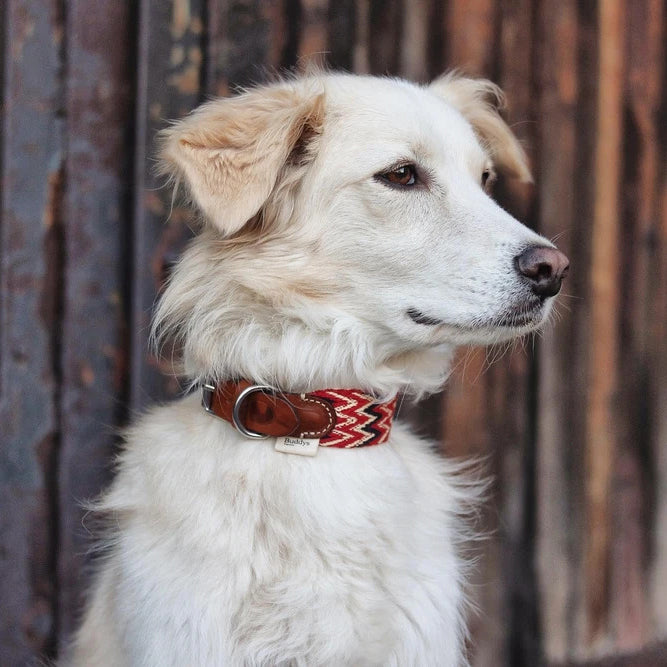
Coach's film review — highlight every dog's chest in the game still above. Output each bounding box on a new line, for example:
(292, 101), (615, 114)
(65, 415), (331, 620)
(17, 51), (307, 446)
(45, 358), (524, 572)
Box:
(107, 401), (465, 665)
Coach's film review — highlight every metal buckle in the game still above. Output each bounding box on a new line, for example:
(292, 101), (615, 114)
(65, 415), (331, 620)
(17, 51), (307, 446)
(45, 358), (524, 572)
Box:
(232, 385), (273, 439)
(202, 382), (272, 440)
(202, 383), (217, 415)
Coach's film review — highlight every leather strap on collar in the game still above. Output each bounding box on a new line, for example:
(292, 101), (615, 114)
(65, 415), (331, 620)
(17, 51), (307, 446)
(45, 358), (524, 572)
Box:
(202, 380), (397, 448)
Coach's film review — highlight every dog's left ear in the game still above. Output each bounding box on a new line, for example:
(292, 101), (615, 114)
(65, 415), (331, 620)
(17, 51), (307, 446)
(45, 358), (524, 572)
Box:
(158, 81), (325, 235)
(429, 74), (532, 183)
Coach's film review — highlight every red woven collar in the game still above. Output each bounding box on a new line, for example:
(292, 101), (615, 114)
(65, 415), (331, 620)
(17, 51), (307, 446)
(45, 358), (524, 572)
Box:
(202, 381), (397, 449)
(311, 388), (397, 448)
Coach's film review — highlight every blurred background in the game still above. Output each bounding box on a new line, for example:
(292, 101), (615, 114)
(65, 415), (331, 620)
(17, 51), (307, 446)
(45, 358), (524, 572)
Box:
(1, 0), (666, 665)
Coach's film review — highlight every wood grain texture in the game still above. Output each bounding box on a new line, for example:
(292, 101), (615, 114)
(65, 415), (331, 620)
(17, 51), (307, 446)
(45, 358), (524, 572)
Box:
(57, 0), (134, 644)
(298, 0), (328, 63)
(535, 0), (582, 661)
(1, 3), (666, 665)
(651, 107), (667, 640)
(615, 0), (664, 651)
(326, 0), (355, 71)
(399, 0), (429, 81)
(207, 0), (286, 97)
(584, 0), (624, 648)
(0, 1), (63, 662)
(445, 0), (498, 77)
(130, 0), (206, 411)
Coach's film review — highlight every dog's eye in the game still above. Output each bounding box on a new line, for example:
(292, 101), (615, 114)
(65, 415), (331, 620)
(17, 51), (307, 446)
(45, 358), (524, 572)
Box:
(481, 168), (496, 192)
(379, 164), (417, 187)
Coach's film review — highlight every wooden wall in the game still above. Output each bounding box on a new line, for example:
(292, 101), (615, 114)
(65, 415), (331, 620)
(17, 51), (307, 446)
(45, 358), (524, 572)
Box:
(1, 1), (665, 664)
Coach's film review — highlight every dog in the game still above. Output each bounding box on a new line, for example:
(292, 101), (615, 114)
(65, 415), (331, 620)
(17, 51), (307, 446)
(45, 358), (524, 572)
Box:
(66, 71), (568, 666)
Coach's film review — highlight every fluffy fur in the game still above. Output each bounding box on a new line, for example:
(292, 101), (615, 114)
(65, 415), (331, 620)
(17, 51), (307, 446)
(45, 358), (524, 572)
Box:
(65, 71), (559, 666)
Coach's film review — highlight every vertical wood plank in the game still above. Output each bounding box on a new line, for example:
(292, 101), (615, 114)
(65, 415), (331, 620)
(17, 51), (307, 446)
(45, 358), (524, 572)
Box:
(439, 0), (501, 462)
(441, 6), (512, 666)
(57, 0), (133, 644)
(650, 98), (667, 639)
(445, 0), (498, 76)
(399, 0), (429, 81)
(535, 0), (582, 661)
(207, 0), (287, 98)
(0, 0), (63, 662)
(584, 0), (625, 648)
(326, 0), (355, 71)
(495, 3), (542, 664)
(131, 0), (206, 411)
(648, 0), (667, 635)
(611, 0), (664, 651)
(367, 0), (403, 75)
(298, 0), (328, 63)
(352, 0), (370, 74)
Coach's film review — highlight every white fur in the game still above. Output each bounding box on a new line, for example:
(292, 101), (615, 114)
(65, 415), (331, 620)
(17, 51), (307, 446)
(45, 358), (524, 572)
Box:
(66, 72), (557, 666)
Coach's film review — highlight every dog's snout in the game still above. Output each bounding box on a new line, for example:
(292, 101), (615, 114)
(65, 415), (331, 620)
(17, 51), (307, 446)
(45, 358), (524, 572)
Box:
(515, 246), (569, 298)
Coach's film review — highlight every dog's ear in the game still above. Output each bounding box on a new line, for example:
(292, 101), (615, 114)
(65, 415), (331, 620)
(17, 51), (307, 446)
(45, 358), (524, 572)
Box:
(159, 82), (325, 235)
(429, 74), (532, 183)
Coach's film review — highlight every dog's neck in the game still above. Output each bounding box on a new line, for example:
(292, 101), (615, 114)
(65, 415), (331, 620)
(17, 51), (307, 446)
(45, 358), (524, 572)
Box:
(153, 238), (456, 399)
(193, 322), (454, 399)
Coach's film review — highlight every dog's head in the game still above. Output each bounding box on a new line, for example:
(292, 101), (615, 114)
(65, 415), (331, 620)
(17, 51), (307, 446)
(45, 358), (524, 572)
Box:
(156, 73), (567, 394)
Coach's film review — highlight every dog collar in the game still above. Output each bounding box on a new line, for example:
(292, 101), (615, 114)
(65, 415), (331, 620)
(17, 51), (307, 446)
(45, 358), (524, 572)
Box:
(202, 380), (397, 449)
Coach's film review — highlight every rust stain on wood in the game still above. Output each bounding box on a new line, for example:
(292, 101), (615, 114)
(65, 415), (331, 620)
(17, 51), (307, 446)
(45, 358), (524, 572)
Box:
(42, 163), (64, 229)
(168, 63), (200, 94)
(171, 0), (191, 40)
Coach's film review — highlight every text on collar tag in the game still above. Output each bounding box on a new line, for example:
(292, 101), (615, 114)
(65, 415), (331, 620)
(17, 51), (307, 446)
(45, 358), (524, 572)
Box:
(275, 436), (320, 456)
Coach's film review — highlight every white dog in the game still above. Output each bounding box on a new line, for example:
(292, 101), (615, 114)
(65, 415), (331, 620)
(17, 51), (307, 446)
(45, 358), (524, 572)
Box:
(66, 72), (568, 666)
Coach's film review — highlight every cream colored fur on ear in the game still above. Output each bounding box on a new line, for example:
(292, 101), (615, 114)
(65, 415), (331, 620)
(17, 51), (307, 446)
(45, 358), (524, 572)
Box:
(430, 74), (533, 183)
(159, 82), (325, 235)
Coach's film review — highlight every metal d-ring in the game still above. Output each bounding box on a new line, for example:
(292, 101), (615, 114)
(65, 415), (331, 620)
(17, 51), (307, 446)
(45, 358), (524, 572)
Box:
(232, 384), (274, 439)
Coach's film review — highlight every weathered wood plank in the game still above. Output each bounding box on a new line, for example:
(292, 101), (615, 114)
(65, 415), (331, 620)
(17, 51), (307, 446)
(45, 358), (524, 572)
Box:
(207, 0), (286, 97)
(0, 0), (63, 662)
(326, 0), (355, 71)
(611, 0), (664, 651)
(651, 112), (667, 640)
(584, 0), (625, 648)
(639, 0), (667, 648)
(130, 0), (206, 411)
(493, 4), (542, 664)
(298, 0), (328, 63)
(57, 0), (134, 645)
(399, 0), (429, 81)
(352, 0), (370, 74)
(437, 6), (524, 665)
(445, 0), (499, 77)
(368, 0), (403, 75)
(534, 0), (582, 661)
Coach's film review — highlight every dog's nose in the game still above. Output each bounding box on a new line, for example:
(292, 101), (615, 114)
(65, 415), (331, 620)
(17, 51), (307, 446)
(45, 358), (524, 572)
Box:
(515, 246), (570, 298)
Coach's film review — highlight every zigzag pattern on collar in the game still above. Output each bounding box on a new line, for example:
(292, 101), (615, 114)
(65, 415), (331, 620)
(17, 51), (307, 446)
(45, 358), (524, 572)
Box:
(311, 389), (398, 448)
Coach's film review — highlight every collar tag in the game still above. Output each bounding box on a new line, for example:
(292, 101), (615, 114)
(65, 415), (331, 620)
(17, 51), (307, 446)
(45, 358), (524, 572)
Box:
(275, 436), (320, 457)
